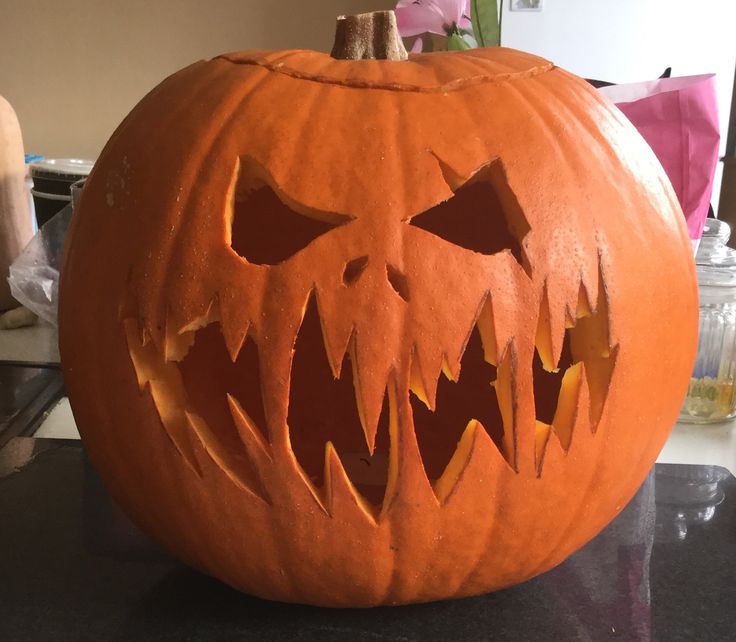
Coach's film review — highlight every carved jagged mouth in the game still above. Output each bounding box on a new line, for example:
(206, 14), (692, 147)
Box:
(125, 273), (616, 510)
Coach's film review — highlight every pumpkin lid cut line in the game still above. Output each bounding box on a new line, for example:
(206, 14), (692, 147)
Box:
(215, 49), (556, 94)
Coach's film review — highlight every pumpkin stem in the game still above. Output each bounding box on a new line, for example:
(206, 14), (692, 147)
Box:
(330, 11), (408, 61)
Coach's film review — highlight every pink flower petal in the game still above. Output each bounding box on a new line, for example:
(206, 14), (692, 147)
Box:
(410, 37), (424, 53)
(459, 0), (472, 29)
(395, 0), (467, 37)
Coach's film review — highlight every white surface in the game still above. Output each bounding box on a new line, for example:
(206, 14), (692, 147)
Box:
(34, 397), (80, 440)
(657, 420), (736, 476)
(0, 322), (59, 363)
(502, 0), (736, 214)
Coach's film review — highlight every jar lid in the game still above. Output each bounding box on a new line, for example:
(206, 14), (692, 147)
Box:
(697, 264), (736, 288)
(694, 219), (736, 288)
(30, 158), (94, 180)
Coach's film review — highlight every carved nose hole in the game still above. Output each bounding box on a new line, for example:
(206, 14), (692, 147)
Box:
(343, 256), (369, 285)
(386, 264), (410, 302)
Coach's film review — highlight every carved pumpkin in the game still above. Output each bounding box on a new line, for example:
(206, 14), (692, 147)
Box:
(59, 14), (697, 607)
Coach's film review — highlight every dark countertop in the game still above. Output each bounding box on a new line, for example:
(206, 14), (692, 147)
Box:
(0, 437), (734, 641)
(0, 363), (64, 449)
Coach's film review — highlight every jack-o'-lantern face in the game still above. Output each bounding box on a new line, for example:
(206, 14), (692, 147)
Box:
(60, 46), (697, 607)
(127, 157), (613, 505)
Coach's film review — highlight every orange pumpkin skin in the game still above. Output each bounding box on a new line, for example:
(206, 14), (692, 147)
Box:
(59, 47), (697, 607)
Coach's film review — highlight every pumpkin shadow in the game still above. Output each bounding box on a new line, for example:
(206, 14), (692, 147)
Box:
(115, 473), (656, 641)
(117, 567), (578, 641)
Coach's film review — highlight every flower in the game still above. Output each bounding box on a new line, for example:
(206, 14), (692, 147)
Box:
(395, 0), (471, 38)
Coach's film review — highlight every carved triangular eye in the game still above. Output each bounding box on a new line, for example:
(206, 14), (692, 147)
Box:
(230, 186), (347, 265)
(408, 164), (529, 266)
(227, 160), (352, 266)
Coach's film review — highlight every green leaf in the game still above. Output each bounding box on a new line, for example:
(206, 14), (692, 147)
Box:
(447, 32), (471, 51)
(471, 0), (500, 47)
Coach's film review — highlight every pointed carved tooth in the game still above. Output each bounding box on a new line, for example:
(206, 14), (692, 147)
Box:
(217, 296), (251, 362)
(536, 364), (592, 476)
(223, 324), (249, 363)
(583, 260), (602, 317)
(573, 364), (593, 439)
(580, 262), (610, 347)
(164, 328), (197, 362)
(409, 348), (433, 410)
(380, 380), (402, 515)
(324, 442), (378, 524)
(551, 362), (584, 451)
(568, 375), (599, 455)
(325, 324), (355, 380)
(492, 346), (516, 468)
(535, 284), (556, 372)
(584, 346), (618, 431)
(179, 298), (220, 333)
(313, 286), (354, 379)
(440, 296), (485, 386)
(565, 280), (594, 329)
(125, 318), (204, 475)
(537, 428), (567, 477)
(534, 420), (552, 474)
(143, 380), (202, 477)
(143, 382), (202, 476)
(569, 270), (616, 431)
(164, 299), (220, 362)
(441, 355), (460, 382)
(571, 290), (611, 359)
(535, 282), (568, 372)
(433, 419), (480, 503)
(434, 419), (510, 505)
(186, 412), (268, 502)
(286, 456), (330, 516)
(411, 344), (443, 411)
(227, 394), (272, 474)
(476, 295), (499, 366)
(418, 346), (444, 409)
(350, 341), (389, 455)
(381, 378), (438, 517)
(576, 281), (593, 319)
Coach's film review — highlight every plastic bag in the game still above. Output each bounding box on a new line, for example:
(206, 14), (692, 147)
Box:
(599, 74), (720, 243)
(7, 203), (72, 326)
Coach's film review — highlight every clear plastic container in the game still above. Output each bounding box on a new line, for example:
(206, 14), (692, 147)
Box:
(680, 219), (736, 423)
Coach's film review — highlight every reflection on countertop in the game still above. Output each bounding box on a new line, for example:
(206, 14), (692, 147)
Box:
(655, 464), (731, 542)
(0, 364), (64, 450)
(0, 440), (734, 641)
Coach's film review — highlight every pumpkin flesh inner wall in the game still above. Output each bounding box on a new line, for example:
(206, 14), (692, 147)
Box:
(123, 177), (616, 510)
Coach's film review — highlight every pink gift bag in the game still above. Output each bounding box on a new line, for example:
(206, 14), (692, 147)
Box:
(599, 74), (720, 242)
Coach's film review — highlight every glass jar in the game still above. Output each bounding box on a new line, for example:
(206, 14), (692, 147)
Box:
(680, 219), (736, 423)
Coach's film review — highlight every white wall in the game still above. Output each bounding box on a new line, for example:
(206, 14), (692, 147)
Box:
(0, 0), (394, 160)
(502, 0), (736, 213)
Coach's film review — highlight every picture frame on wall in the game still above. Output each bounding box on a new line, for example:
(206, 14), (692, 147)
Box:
(510, 0), (543, 11)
